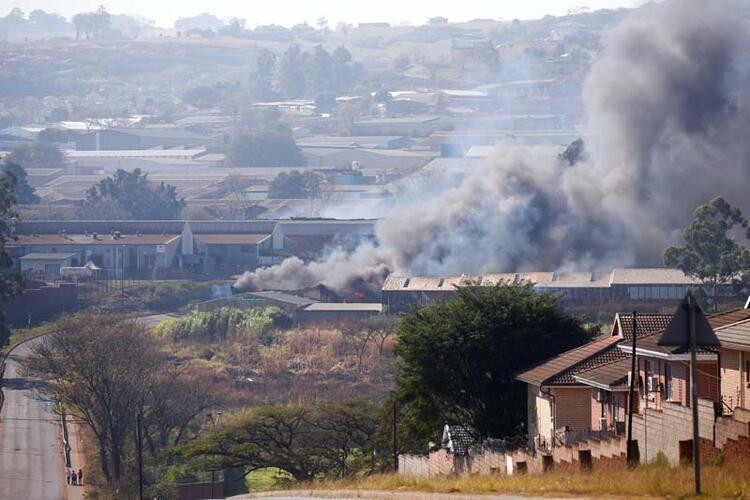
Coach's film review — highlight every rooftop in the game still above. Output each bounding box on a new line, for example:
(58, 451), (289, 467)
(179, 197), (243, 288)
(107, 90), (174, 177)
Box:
(241, 291), (318, 307)
(516, 336), (621, 387)
(11, 234), (180, 246)
(714, 317), (750, 350)
(573, 358), (633, 391)
(19, 252), (77, 261)
(196, 234), (271, 245)
(303, 303), (383, 312)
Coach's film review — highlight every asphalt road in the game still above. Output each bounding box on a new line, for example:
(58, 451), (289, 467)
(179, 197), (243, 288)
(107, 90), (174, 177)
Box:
(0, 338), (66, 500)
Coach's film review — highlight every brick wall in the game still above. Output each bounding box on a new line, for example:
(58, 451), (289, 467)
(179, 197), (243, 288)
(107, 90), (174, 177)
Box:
(631, 398), (715, 464)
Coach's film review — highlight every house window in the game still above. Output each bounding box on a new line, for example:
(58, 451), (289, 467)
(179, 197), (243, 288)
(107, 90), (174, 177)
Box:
(645, 360), (656, 393)
(746, 360), (750, 384)
(664, 363), (673, 400)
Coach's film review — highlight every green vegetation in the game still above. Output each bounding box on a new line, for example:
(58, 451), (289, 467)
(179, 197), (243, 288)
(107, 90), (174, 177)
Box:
(1, 161), (39, 204)
(246, 468), (293, 493)
(226, 131), (307, 167)
(268, 170), (321, 199)
(393, 282), (595, 451)
(77, 168), (185, 220)
(154, 307), (291, 343)
(139, 281), (216, 311)
(665, 197), (750, 304)
(0, 167), (19, 346)
(178, 399), (379, 481)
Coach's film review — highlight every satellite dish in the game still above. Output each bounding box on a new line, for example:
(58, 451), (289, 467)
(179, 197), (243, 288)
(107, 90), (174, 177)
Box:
(658, 293), (719, 347)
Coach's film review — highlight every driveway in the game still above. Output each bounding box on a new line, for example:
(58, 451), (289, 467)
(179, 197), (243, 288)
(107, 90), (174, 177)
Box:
(0, 337), (66, 500)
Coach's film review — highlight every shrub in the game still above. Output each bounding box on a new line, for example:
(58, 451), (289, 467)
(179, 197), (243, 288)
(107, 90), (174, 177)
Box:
(154, 307), (291, 343)
(141, 282), (213, 311)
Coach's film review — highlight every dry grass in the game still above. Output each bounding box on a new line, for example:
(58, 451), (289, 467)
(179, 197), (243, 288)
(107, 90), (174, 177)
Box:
(308, 461), (750, 498)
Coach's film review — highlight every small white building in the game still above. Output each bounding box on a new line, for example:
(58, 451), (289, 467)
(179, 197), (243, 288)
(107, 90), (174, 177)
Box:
(20, 252), (76, 277)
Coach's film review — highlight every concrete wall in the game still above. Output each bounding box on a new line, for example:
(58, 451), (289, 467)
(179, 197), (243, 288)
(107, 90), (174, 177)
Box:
(3, 283), (78, 327)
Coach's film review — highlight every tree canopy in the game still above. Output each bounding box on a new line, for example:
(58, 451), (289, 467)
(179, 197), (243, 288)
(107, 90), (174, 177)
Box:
(268, 170), (321, 199)
(78, 168), (185, 220)
(177, 400), (378, 480)
(393, 282), (594, 449)
(7, 141), (64, 169)
(0, 169), (19, 346)
(1, 160), (39, 204)
(226, 131), (306, 167)
(664, 197), (750, 299)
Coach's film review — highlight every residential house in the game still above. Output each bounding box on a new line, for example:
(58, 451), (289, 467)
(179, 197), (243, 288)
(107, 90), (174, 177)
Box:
(616, 307), (750, 463)
(19, 252), (76, 277)
(516, 313), (673, 450)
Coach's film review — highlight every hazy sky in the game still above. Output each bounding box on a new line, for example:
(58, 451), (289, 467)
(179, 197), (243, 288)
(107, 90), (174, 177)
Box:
(8, 1), (644, 28)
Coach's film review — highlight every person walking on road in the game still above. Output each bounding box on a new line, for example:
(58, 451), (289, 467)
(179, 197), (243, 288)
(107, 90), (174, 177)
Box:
(66, 468), (71, 485)
(71, 470), (76, 486)
(77, 468), (83, 486)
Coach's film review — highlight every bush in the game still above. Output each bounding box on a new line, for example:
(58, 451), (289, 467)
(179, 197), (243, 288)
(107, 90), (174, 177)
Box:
(140, 282), (213, 311)
(154, 307), (291, 343)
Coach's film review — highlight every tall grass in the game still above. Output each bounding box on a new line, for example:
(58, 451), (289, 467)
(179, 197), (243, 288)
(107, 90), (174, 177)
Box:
(308, 461), (750, 497)
(154, 307), (290, 343)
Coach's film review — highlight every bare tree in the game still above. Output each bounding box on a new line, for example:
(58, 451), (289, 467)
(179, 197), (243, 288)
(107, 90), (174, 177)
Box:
(26, 315), (160, 482)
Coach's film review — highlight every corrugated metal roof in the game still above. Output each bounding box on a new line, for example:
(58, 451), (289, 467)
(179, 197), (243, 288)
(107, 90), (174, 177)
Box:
(196, 234), (270, 245)
(19, 252), (77, 261)
(609, 268), (702, 285)
(11, 234), (180, 246)
(303, 303), (383, 312)
(712, 317), (750, 350)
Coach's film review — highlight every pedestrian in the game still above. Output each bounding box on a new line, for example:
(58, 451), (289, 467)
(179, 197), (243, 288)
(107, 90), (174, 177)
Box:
(66, 468), (71, 485)
(71, 470), (76, 486)
(78, 468), (83, 486)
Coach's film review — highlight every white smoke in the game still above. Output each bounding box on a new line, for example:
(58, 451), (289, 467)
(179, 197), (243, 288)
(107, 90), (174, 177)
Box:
(236, 0), (750, 292)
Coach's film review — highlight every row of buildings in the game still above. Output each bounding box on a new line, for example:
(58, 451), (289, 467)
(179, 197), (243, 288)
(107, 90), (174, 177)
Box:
(382, 269), (719, 312)
(11, 219), (375, 278)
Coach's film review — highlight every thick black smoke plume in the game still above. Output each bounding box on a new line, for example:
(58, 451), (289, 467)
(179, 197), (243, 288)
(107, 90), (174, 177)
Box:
(236, 0), (750, 291)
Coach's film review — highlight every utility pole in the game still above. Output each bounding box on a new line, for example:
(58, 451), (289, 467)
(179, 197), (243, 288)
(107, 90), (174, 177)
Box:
(120, 245), (125, 306)
(626, 310), (638, 466)
(688, 292), (701, 495)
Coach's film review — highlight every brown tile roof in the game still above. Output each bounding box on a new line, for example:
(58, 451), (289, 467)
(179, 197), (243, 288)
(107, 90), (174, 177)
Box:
(616, 313), (673, 340)
(621, 308), (750, 356)
(516, 336), (621, 387)
(196, 234), (271, 245)
(11, 234), (180, 246)
(546, 344), (628, 385)
(573, 358), (633, 390)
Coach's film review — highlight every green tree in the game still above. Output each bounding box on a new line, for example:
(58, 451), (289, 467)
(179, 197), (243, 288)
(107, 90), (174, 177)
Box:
(178, 400), (378, 480)
(314, 91), (337, 113)
(249, 49), (277, 101)
(268, 170), (320, 199)
(78, 168), (185, 220)
(1, 161), (39, 204)
(7, 141), (64, 169)
(226, 131), (306, 167)
(664, 197), (750, 305)
(275, 44), (307, 98)
(393, 282), (592, 448)
(0, 169), (20, 346)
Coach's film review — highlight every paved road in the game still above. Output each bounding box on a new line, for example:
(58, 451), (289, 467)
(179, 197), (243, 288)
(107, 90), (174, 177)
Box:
(0, 337), (66, 500)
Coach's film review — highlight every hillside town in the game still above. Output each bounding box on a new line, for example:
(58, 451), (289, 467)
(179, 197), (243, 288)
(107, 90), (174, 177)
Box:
(1, 1), (750, 499)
